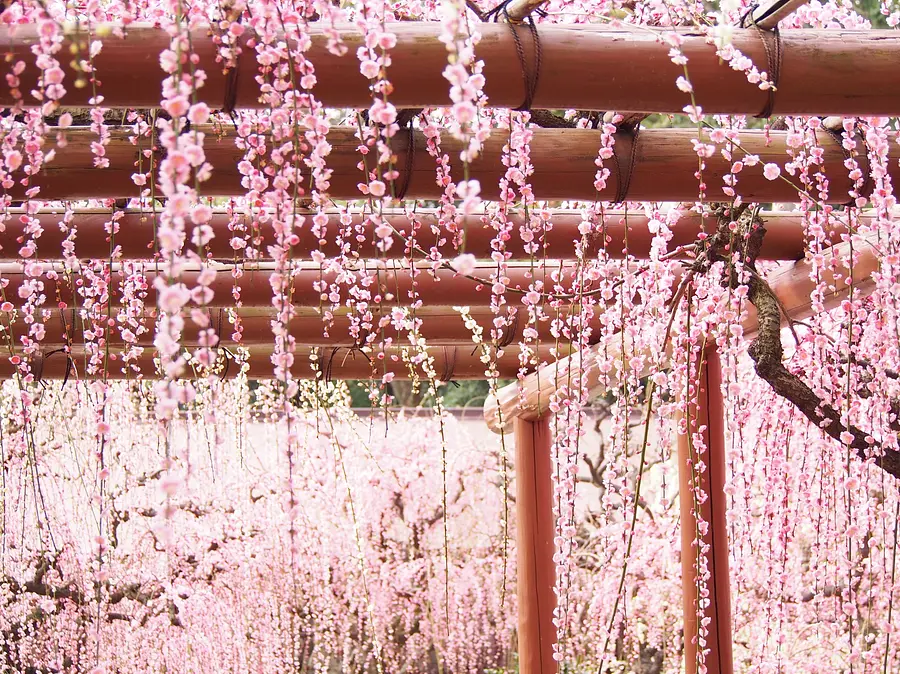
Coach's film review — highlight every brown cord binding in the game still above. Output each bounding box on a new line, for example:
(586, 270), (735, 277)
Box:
(216, 346), (235, 381)
(497, 311), (519, 348)
(355, 325), (372, 350)
(222, 62), (240, 117)
(741, 5), (784, 119)
(484, 1), (543, 111)
(35, 348), (75, 387)
(34, 307), (77, 386)
(440, 346), (458, 383)
(150, 110), (165, 169)
(823, 126), (874, 207)
(508, 13), (542, 112)
(612, 125), (640, 204)
(395, 117), (416, 202)
(56, 307), (75, 350)
(221, 18), (243, 121)
(315, 347), (376, 382)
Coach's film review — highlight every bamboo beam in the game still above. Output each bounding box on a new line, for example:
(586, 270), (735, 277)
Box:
(514, 415), (558, 674)
(0, 209), (853, 262)
(0, 263), (585, 309)
(4, 25), (900, 115)
(484, 233), (880, 432)
(11, 307), (594, 347)
(678, 346), (733, 674)
(0, 343), (557, 380)
(607, 0), (806, 119)
(6, 127), (893, 203)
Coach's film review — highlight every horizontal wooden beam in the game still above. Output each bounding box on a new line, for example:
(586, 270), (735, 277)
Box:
(5, 25), (900, 115)
(6, 307), (590, 347)
(9, 127), (890, 203)
(0, 209), (852, 262)
(0, 263), (599, 309)
(484, 233), (880, 432)
(1, 343), (560, 381)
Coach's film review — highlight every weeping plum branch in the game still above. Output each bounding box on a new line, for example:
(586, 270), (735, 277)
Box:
(708, 206), (900, 479)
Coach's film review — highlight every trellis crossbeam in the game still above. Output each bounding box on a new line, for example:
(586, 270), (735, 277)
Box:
(16, 307), (587, 347)
(0, 263), (599, 309)
(3, 344), (552, 380)
(11, 127), (891, 203)
(1, 209), (850, 261)
(5, 25), (900, 115)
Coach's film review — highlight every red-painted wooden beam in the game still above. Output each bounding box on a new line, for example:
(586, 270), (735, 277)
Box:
(515, 415), (558, 674)
(5, 127), (891, 203)
(2, 308), (599, 347)
(0, 344), (556, 380)
(677, 346), (733, 674)
(0, 264), (582, 309)
(0, 209), (851, 261)
(3, 25), (900, 115)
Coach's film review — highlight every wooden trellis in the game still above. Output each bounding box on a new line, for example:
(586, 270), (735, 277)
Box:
(0, 1), (892, 671)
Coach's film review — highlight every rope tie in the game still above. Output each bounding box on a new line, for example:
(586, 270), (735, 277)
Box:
(216, 346), (236, 381)
(497, 311), (519, 348)
(222, 59), (240, 119)
(823, 126), (874, 207)
(440, 346), (458, 383)
(612, 125), (640, 204)
(35, 307), (77, 387)
(484, 1), (543, 111)
(209, 309), (234, 380)
(57, 307), (74, 346)
(741, 5), (784, 119)
(314, 347), (335, 383)
(221, 16), (244, 125)
(395, 117), (416, 202)
(150, 115), (165, 167)
(355, 326), (372, 350)
(35, 347), (74, 387)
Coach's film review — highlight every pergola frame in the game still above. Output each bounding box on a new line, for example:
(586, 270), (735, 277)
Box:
(0, 0), (890, 669)
(6, 212), (878, 673)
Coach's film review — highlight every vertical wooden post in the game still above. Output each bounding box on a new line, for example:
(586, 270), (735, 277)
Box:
(514, 415), (558, 674)
(677, 346), (733, 674)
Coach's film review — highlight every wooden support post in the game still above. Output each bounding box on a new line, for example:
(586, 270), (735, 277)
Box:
(677, 346), (733, 674)
(514, 415), (558, 674)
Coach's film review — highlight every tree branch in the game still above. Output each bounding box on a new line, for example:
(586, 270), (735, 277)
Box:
(708, 208), (900, 479)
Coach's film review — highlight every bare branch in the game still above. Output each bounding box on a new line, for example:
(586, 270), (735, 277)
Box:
(747, 0), (808, 30)
(505, 0), (548, 22)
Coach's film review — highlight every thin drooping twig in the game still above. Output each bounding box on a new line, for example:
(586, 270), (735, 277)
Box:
(707, 207), (900, 479)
